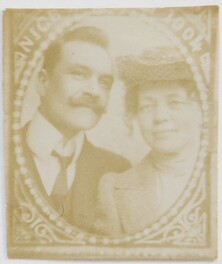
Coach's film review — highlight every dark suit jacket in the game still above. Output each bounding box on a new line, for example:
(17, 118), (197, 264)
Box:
(20, 128), (131, 233)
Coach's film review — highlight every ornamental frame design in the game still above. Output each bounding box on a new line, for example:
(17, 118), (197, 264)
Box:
(4, 7), (218, 260)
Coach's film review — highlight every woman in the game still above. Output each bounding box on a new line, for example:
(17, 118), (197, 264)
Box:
(94, 46), (202, 237)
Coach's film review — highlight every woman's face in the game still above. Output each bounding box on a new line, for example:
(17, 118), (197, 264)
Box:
(136, 81), (202, 155)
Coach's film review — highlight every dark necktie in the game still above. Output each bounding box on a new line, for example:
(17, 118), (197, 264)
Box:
(50, 151), (72, 214)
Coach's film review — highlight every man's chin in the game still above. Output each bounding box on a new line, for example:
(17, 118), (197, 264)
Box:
(72, 106), (105, 116)
(70, 116), (101, 131)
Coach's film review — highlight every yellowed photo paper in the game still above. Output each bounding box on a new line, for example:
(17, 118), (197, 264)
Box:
(4, 7), (218, 260)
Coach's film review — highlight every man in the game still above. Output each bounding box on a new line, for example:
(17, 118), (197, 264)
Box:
(21, 26), (130, 232)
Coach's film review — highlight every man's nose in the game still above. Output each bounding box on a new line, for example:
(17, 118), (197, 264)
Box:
(154, 103), (170, 123)
(86, 76), (101, 97)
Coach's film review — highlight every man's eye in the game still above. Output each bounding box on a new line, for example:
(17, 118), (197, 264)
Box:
(70, 71), (87, 79)
(169, 100), (185, 107)
(99, 78), (113, 90)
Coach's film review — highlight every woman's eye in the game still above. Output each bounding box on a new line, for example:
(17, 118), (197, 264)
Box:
(139, 103), (155, 111)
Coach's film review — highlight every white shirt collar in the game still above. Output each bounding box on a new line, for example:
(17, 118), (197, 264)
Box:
(27, 111), (84, 160)
(26, 111), (85, 195)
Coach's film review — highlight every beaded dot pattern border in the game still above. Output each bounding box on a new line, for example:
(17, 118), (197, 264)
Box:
(12, 9), (210, 246)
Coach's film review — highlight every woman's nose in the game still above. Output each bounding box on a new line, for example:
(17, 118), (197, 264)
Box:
(154, 103), (170, 123)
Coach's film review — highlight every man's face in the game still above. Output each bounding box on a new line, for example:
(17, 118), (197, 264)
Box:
(136, 81), (202, 155)
(40, 40), (114, 137)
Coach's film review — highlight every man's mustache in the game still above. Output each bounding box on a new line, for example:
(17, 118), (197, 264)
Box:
(69, 95), (106, 115)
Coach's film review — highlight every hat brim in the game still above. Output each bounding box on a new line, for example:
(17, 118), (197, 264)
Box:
(118, 56), (194, 88)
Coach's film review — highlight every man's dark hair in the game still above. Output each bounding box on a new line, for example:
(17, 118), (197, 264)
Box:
(43, 26), (109, 72)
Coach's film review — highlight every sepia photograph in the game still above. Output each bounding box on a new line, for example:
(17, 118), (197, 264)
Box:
(3, 6), (218, 260)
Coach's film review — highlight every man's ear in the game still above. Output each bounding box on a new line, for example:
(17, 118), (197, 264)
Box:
(38, 69), (48, 97)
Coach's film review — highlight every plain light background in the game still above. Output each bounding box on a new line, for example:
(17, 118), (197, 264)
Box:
(0, 0), (221, 263)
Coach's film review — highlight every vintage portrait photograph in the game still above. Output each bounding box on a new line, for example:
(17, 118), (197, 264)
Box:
(3, 6), (218, 260)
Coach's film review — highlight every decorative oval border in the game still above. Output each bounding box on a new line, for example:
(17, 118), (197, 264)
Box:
(13, 8), (210, 246)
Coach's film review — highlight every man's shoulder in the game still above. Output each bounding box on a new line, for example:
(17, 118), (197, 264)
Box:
(87, 141), (125, 159)
(99, 154), (155, 189)
(84, 139), (128, 160)
(83, 139), (131, 172)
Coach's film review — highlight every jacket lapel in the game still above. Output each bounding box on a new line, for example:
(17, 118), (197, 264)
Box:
(70, 138), (104, 231)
